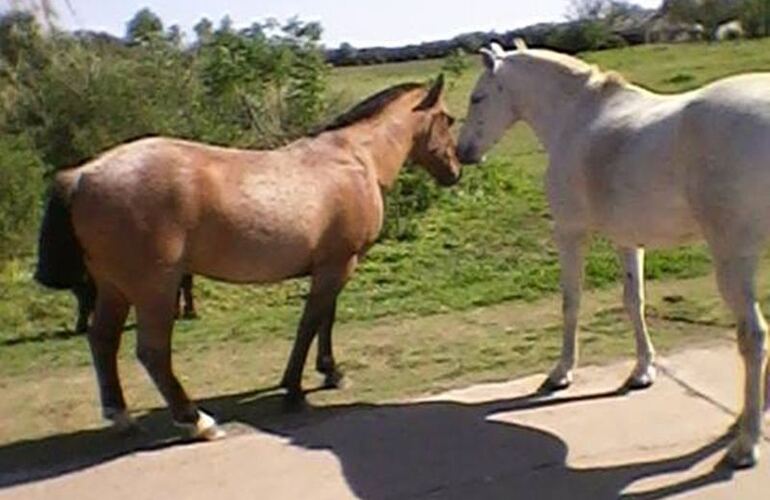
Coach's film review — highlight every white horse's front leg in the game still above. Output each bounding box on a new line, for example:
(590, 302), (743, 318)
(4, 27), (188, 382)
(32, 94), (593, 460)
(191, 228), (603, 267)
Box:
(620, 247), (657, 389)
(544, 231), (585, 391)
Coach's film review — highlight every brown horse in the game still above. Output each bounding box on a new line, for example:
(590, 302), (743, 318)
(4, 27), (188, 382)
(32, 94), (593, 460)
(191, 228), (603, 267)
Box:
(35, 76), (462, 440)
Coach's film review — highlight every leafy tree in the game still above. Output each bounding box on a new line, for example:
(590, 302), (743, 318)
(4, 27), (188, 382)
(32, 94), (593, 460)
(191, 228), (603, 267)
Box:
(194, 17), (213, 45)
(552, 0), (631, 52)
(125, 7), (164, 45)
(0, 10), (45, 69)
(740, 0), (770, 37)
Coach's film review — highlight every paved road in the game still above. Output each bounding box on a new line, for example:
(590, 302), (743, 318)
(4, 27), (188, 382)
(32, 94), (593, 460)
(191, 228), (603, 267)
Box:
(1, 344), (767, 499)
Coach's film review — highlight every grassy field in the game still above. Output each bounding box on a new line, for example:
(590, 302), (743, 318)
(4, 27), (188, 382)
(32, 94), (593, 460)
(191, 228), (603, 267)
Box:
(3, 39), (770, 441)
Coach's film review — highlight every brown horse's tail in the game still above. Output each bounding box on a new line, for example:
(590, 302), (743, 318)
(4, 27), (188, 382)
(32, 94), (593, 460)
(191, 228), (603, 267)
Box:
(34, 170), (88, 290)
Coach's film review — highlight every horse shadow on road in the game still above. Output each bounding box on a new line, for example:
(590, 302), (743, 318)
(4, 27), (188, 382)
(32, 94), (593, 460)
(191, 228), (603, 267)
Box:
(0, 386), (736, 499)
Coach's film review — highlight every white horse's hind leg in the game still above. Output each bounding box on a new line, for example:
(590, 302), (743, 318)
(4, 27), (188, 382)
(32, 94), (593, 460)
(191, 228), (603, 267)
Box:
(714, 255), (767, 469)
(545, 231), (585, 391)
(620, 247), (656, 389)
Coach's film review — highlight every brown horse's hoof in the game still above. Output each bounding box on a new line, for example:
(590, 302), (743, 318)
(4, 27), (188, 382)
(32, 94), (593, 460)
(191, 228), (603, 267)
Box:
(538, 376), (571, 394)
(105, 408), (142, 435)
(321, 370), (345, 390)
(176, 410), (226, 441)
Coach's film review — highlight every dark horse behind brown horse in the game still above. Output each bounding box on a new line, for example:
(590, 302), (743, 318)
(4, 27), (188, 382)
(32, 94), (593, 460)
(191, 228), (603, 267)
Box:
(35, 76), (462, 440)
(71, 273), (197, 334)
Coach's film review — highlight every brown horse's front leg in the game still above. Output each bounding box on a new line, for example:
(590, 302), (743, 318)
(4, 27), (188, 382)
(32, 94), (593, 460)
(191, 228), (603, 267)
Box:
(280, 291), (335, 408)
(281, 260), (357, 408)
(316, 300), (344, 389)
(281, 262), (354, 407)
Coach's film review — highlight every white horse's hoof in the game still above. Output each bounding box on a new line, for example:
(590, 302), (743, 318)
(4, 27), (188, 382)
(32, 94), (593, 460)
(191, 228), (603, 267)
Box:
(104, 408), (138, 433)
(626, 363), (656, 390)
(727, 437), (760, 469)
(177, 410), (226, 441)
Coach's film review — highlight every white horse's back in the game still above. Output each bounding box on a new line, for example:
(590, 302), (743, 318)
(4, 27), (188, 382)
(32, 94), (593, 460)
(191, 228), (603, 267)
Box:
(561, 73), (770, 249)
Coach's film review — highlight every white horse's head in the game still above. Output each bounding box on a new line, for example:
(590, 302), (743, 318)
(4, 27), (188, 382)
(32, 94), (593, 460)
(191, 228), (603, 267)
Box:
(457, 40), (527, 165)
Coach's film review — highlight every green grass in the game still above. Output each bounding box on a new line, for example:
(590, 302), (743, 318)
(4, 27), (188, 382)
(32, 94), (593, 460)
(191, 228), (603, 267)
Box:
(4, 39), (770, 392)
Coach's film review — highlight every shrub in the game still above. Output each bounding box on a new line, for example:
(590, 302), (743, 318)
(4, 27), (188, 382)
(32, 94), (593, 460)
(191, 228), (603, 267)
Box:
(382, 168), (442, 241)
(0, 134), (44, 260)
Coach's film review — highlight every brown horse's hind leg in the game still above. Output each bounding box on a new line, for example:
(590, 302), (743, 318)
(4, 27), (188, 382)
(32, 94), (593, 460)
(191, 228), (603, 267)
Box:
(134, 291), (223, 440)
(87, 281), (131, 430)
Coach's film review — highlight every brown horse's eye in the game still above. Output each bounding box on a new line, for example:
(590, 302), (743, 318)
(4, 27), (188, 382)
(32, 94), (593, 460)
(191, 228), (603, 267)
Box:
(447, 115), (456, 127)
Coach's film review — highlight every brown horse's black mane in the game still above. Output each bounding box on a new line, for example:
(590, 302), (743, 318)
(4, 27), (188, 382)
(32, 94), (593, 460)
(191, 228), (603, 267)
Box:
(321, 82), (424, 132)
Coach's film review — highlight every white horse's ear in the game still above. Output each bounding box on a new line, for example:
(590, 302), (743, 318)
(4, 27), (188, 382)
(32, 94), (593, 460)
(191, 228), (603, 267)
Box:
(513, 38), (528, 51)
(480, 48), (501, 72)
(490, 42), (506, 58)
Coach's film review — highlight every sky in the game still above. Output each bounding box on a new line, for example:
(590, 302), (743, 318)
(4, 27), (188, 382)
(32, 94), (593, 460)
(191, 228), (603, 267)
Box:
(40, 0), (663, 48)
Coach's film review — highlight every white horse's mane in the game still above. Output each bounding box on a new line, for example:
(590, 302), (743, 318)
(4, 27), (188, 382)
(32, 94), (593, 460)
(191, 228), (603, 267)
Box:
(515, 49), (628, 91)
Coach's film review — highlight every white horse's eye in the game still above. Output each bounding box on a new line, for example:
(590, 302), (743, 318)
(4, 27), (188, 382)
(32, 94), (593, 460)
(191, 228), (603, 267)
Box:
(471, 94), (485, 105)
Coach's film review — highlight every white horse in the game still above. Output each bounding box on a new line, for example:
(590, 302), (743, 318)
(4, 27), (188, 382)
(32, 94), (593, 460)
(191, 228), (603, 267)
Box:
(457, 40), (770, 468)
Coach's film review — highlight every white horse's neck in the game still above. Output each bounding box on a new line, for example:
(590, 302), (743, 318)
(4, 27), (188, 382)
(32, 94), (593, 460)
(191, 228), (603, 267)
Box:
(505, 53), (636, 153)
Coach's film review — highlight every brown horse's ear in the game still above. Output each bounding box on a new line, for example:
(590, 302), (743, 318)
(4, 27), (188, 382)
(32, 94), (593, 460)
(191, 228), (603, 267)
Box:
(414, 74), (445, 111)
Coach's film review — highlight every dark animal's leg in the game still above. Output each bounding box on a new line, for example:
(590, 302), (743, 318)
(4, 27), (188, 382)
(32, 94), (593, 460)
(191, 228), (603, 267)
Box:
(135, 291), (223, 439)
(73, 277), (96, 333)
(316, 300), (344, 388)
(86, 281), (131, 429)
(181, 274), (197, 319)
(175, 285), (182, 319)
(281, 264), (352, 406)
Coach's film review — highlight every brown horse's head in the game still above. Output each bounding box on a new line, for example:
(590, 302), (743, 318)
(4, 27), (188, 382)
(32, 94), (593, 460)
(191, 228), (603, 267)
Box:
(410, 75), (463, 186)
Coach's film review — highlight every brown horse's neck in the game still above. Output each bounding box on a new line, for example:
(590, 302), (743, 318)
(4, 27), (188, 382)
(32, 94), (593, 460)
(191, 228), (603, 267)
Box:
(337, 98), (422, 191)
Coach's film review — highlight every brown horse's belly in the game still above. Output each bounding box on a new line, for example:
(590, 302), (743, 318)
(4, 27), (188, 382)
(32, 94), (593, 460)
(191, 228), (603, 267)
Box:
(185, 222), (317, 284)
